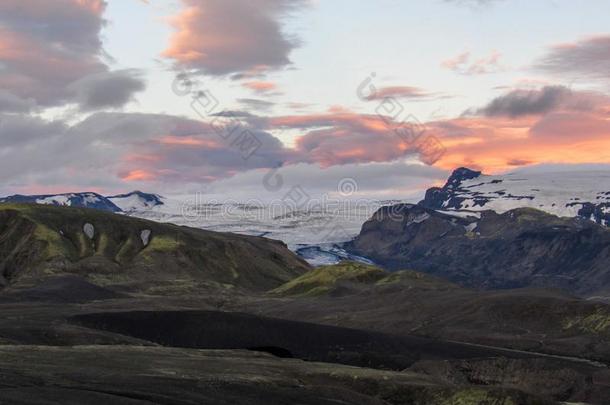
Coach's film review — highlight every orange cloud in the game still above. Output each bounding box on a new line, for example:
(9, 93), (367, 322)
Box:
(121, 169), (156, 181)
(158, 135), (221, 148)
(429, 110), (610, 173)
(267, 93), (610, 173)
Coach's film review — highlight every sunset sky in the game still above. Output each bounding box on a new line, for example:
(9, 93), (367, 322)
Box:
(1, 0), (610, 198)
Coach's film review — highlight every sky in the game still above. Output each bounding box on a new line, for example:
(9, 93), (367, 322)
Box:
(1, 0), (610, 199)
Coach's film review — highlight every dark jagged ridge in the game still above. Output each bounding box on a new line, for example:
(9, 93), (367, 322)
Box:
(347, 203), (610, 296)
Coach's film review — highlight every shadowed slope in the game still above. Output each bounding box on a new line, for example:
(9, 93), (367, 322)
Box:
(347, 204), (610, 296)
(258, 262), (610, 364)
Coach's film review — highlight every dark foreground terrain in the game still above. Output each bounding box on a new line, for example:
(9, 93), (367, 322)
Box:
(0, 345), (554, 405)
(1, 204), (610, 404)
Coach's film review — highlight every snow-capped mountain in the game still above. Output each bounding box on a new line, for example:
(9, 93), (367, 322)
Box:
(420, 166), (610, 225)
(0, 192), (122, 213)
(107, 191), (164, 212)
(0, 191), (165, 214)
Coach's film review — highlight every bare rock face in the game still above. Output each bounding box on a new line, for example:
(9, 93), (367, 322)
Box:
(347, 203), (610, 296)
(83, 223), (95, 239)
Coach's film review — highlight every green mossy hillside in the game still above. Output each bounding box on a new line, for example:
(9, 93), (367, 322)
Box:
(270, 261), (460, 297)
(270, 261), (387, 297)
(0, 203), (310, 292)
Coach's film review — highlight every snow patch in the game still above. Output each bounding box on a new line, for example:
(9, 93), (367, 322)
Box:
(110, 193), (164, 212)
(409, 213), (430, 224)
(83, 223), (95, 239)
(83, 194), (100, 204)
(140, 229), (151, 247)
(36, 195), (71, 206)
(436, 210), (481, 219)
(464, 222), (478, 232)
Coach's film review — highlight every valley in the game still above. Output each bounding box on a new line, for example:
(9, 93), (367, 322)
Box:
(1, 202), (610, 403)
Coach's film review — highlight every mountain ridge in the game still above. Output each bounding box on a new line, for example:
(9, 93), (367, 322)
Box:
(346, 203), (610, 296)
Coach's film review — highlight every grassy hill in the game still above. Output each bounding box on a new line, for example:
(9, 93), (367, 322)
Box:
(0, 203), (310, 292)
(270, 261), (456, 297)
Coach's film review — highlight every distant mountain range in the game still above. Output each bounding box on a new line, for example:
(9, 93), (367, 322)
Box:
(3, 166), (610, 227)
(0, 191), (164, 213)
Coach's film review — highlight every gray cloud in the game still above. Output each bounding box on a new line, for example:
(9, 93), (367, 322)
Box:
(0, 1), (146, 111)
(0, 1), (107, 107)
(0, 91), (35, 113)
(0, 114), (66, 149)
(471, 85), (610, 118)
(203, 161), (448, 201)
(0, 112), (295, 195)
(535, 35), (610, 79)
(237, 98), (276, 112)
(0, 1), (106, 54)
(68, 70), (146, 111)
(363, 86), (430, 101)
(476, 86), (570, 117)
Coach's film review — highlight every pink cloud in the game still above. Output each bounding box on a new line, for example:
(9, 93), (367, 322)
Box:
(242, 80), (278, 93)
(162, 0), (307, 76)
(270, 111), (441, 166)
(441, 51), (503, 75)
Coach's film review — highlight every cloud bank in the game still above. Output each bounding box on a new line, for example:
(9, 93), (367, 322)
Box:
(0, 0), (145, 111)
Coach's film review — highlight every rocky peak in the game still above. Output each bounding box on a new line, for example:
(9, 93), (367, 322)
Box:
(445, 167), (482, 189)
